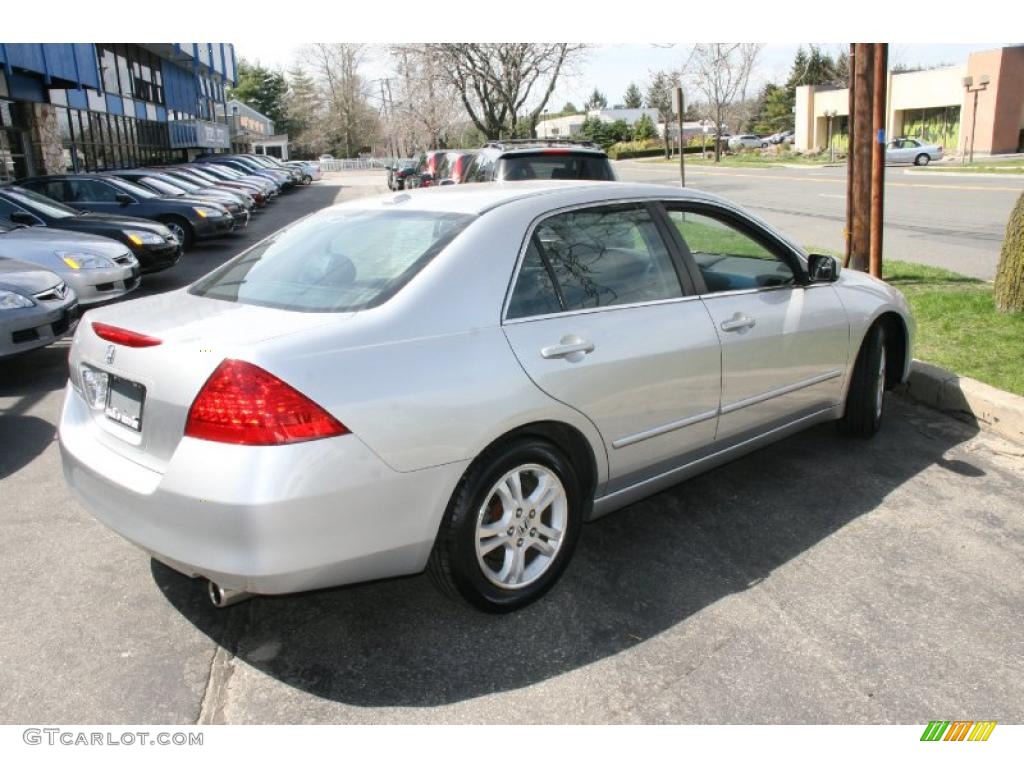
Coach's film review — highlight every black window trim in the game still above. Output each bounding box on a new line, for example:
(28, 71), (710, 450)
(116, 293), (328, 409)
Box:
(652, 200), (811, 295)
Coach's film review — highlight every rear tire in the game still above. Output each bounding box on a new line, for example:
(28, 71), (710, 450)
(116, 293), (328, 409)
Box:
(915, 153), (930, 166)
(428, 438), (583, 613)
(839, 323), (887, 438)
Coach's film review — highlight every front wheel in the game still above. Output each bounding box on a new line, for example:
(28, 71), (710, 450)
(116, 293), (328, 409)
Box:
(160, 217), (193, 249)
(428, 438), (583, 612)
(839, 323), (887, 438)
(914, 153), (930, 166)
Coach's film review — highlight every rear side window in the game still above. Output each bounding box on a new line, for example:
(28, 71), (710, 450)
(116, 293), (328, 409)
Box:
(506, 204), (682, 317)
(190, 209), (474, 312)
(498, 153), (614, 181)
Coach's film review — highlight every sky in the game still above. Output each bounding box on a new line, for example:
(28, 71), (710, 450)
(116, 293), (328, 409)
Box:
(234, 42), (1005, 109)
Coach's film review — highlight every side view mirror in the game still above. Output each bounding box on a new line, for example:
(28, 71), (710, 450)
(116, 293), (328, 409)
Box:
(115, 193), (134, 205)
(10, 210), (38, 226)
(807, 253), (840, 283)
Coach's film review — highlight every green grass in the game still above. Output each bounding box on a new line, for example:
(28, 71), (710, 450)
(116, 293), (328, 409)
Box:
(917, 163), (1024, 174)
(882, 260), (1024, 396)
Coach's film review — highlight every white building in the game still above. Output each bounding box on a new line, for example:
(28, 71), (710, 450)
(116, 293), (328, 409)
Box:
(536, 107), (662, 139)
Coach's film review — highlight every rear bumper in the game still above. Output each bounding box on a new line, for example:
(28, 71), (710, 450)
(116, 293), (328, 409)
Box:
(58, 385), (465, 595)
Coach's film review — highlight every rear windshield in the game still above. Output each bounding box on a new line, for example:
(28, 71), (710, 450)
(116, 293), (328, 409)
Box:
(190, 209), (474, 312)
(498, 153), (613, 181)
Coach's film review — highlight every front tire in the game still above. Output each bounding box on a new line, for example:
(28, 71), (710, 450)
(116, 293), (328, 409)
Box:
(160, 216), (193, 249)
(915, 153), (930, 166)
(839, 323), (887, 438)
(428, 438), (583, 612)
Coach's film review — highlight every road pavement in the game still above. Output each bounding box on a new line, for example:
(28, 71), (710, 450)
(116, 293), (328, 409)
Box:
(615, 159), (1024, 280)
(1, 170), (1022, 725)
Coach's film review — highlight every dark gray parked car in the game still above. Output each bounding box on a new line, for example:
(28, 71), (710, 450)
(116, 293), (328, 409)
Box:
(0, 257), (78, 358)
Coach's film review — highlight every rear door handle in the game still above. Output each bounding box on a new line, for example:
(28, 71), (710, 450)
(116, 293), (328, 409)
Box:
(720, 313), (756, 333)
(541, 336), (595, 360)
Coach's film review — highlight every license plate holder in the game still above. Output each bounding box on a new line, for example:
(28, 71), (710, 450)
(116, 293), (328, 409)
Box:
(105, 375), (146, 432)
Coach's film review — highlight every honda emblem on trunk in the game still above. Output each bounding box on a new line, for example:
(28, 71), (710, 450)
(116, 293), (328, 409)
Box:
(105, 345), (116, 365)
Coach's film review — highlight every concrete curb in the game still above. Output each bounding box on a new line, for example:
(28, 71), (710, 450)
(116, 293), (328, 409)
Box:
(898, 360), (1024, 445)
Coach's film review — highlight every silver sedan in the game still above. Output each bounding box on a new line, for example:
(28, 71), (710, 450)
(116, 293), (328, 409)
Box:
(59, 182), (914, 612)
(885, 137), (943, 165)
(0, 220), (139, 305)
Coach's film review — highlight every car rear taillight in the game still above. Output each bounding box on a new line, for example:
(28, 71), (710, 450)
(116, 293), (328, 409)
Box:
(185, 359), (349, 446)
(543, 149), (570, 155)
(92, 322), (162, 348)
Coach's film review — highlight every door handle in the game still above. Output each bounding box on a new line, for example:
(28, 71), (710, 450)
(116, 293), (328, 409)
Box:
(720, 313), (756, 333)
(541, 336), (595, 360)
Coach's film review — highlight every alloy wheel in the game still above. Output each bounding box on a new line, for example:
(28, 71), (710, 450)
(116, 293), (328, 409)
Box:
(474, 463), (567, 590)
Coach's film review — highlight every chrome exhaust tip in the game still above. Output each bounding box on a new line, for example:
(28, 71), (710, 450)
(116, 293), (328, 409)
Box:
(207, 580), (251, 608)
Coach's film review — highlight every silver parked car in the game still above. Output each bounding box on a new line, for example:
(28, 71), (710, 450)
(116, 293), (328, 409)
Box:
(0, 219), (139, 305)
(1, 257), (78, 358)
(727, 134), (765, 150)
(59, 182), (914, 612)
(886, 137), (943, 166)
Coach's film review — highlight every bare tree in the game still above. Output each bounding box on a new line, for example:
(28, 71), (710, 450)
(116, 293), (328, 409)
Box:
(404, 44), (588, 139)
(646, 70), (679, 159)
(388, 47), (466, 152)
(301, 44), (379, 158)
(683, 43), (764, 162)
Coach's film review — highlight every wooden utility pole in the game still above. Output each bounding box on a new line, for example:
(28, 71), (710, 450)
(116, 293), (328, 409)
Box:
(869, 44), (888, 278)
(848, 43), (875, 273)
(845, 44), (855, 266)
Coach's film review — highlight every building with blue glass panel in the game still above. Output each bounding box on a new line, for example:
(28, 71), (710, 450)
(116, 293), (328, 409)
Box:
(0, 43), (236, 182)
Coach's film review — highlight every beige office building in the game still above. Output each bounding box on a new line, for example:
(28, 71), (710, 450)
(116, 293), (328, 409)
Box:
(794, 46), (1024, 157)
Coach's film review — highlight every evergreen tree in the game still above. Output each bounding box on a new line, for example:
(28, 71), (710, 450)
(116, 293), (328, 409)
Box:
(561, 101), (579, 114)
(632, 113), (655, 141)
(583, 88), (608, 111)
(230, 59), (291, 134)
(623, 82), (643, 109)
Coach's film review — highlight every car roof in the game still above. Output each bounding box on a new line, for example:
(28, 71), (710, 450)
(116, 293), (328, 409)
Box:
(335, 181), (722, 216)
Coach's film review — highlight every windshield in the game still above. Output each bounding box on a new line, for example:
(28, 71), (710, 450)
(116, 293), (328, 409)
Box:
(190, 209), (474, 312)
(137, 176), (186, 196)
(498, 153), (614, 181)
(177, 168), (216, 184)
(156, 174), (201, 193)
(108, 177), (159, 199)
(2, 186), (80, 218)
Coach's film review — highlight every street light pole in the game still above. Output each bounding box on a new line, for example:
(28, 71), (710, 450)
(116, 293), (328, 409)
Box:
(961, 74), (990, 165)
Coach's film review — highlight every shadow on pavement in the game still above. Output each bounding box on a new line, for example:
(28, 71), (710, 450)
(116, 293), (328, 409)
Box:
(155, 397), (980, 708)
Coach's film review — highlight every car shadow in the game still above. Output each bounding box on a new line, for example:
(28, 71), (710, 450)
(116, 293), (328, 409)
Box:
(154, 397), (979, 708)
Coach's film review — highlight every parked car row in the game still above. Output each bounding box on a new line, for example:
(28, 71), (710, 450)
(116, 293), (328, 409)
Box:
(0, 153), (314, 359)
(388, 140), (617, 190)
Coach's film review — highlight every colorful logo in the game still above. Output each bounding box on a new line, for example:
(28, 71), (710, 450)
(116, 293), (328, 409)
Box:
(920, 721), (996, 741)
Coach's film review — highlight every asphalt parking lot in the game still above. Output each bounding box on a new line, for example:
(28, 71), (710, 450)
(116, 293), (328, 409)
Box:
(1, 170), (1022, 724)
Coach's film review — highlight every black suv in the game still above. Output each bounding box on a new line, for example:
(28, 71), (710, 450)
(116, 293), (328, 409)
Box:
(462, 140), (615, 183)
(18, 174), (234, 249)
(0, 184), (181, 273)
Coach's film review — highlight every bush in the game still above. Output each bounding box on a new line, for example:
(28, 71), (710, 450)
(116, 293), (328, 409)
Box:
(607, 140), (716, 160)
(995, 192), (1024, 313)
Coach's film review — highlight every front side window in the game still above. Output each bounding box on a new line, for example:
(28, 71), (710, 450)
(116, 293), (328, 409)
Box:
(666, 208), (796, 293)
(2, 187), (78, 219)
(190, 209), (474, 313)
(507, 204), (682, 317)
(65, 179), (119, 203)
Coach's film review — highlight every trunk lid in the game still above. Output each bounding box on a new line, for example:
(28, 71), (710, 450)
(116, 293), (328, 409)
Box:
(70, 289), (351, 472)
